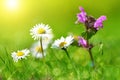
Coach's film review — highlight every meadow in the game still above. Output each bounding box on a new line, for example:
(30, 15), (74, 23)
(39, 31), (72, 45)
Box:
(0, 0), (120, 80)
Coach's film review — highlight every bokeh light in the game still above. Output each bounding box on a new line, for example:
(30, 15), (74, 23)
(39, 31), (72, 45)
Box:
(4, 0), (19, 11)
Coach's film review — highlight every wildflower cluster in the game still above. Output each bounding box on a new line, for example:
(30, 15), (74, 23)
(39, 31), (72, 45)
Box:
(77, 7), (106, 31)
(9, 6), (107, 79)
(11, 6), (106, 66)
(76, 6), (106, 67)
(11, 23), (53, 62)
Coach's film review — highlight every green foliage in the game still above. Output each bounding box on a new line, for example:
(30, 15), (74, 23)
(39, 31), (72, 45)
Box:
(0, 44), (119, 80)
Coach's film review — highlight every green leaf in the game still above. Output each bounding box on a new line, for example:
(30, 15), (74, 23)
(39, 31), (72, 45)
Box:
(99, 43), (104, 55)
(86, 30), (96, 40)
(81, 30), (96, 40)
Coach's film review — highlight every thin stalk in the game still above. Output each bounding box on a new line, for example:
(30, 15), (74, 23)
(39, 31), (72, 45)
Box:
(39, 37), (45, 60)
(39, 37), (48, 77)
(62, 48), (78, 78)
(86, 30), (95, 68)
(63, 48), (70, 59)
(88, 49), (95, 68)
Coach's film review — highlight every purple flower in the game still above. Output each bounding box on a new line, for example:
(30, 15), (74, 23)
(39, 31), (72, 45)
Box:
(77, 7), (87, 23)
(94, 16), (107, 30)
(78, 36), (87, 48)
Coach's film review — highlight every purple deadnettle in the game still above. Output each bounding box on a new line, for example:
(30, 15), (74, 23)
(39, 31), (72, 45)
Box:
(78, 36), (87, 48)
(77, 7), (87, 23)
(94, 16), (107, 30)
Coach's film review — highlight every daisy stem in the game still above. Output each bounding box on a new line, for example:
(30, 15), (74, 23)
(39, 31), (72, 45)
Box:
(39, 37), (48, 77)
(62, 48), (78, 78)
(39, 37), (45, 61)
(62, 48), (70, 59)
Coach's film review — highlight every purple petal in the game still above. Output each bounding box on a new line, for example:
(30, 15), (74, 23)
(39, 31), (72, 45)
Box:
(94, 16), (107, 30)
(78, 36), (87, 48)
(79, 6), (85, 12)
(77, 7), (87, 23)
(98, 16), (106, 21)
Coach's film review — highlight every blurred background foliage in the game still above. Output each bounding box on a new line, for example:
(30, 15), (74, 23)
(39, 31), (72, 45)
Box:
(0, 0), (120, 79)
(0, 0), (120, 47)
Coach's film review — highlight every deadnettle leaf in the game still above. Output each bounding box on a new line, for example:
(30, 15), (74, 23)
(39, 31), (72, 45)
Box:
(86, 30), (96, 40)
(81, 31), (87, 38)
(81, 30), (96, 40)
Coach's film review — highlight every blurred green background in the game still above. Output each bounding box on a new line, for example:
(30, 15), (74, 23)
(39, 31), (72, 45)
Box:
(0, 0), (120, 65)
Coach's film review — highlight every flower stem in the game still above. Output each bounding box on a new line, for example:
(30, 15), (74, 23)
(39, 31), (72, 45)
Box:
(63, 48), (70, 59)
(86, 30), (95, 68)
(39, 37), (45, 60)
(39, 37), (48, 77)
(62, 48), (78, 78)
(88, 48), (95, 68)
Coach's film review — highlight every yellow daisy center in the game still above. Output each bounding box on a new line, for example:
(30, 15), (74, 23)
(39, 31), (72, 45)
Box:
(59, 42), (67, 47)
(35, 46), (42, 53)
(37, 28), (46, 34)
(17, 52), (24, 56)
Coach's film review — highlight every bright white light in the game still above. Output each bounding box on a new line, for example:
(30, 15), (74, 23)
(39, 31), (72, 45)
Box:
(5, 0), (18, 10)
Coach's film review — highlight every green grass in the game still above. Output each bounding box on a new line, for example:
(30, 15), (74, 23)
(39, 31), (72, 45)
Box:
(0, 20), (120, 79)
(0, 46), (119, 80)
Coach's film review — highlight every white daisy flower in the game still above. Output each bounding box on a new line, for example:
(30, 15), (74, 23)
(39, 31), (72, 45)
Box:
(30, 41), (48, 58)
(52, 36), (74, 49)
(30, 23), (52, 40)
(42, 32), (53, 44)
(11, 49), (30, 62)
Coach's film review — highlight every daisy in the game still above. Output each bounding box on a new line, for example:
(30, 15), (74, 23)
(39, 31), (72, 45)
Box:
(11, 49), (30, 62)
(30, 23), (52, 40)
(52, 36), (78, 73)
(30, 41), (48, 58)
(52, 36), (74, 49)
(42, 32), (53, 44)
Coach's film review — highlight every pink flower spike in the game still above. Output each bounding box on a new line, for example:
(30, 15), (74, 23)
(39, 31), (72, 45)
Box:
(78, 36), (87, 48)
(94, 16), (107, 30)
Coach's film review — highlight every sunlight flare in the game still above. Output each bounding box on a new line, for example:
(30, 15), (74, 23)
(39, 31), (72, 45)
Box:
(5, 0), (19, 10)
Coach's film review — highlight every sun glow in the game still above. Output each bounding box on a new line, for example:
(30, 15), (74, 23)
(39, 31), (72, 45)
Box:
(5, 0), (19, 11)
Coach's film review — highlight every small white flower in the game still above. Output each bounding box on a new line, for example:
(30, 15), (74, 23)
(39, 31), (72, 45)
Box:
(30, 41), (48, 58)
(30, 23), (52, 40)
(11, 49), (30, 62)
(42, 33), (53, 44)
(52, 36), (74, 49)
